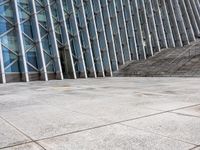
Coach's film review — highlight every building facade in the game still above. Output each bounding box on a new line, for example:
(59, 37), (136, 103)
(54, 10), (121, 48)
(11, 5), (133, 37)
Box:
(0, 0), (200, 83)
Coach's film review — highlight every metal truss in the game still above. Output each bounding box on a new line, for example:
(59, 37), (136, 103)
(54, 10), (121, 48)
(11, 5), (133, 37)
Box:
(151, 0), (168, 49)
(72, 0), (97, 77)
(52, 0), (76, 79)
(82, 0), (105, 77)
(122, 0), (139, 60)
(144, 0), (161, 53)
(91, 0), (112, 76)
(107, 0), (125, 65)
(100, 0), (119, 71)
(115, 0), (131, 62)
(129, 0), (146, 59)
(1, 0), (200, 83)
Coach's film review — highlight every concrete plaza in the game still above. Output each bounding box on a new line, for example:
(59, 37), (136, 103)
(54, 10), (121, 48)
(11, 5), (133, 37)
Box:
(0, 77), (200, 150)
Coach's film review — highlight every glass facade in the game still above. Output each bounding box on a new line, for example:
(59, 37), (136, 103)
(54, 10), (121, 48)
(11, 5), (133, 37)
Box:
(0, 0), (199, 83)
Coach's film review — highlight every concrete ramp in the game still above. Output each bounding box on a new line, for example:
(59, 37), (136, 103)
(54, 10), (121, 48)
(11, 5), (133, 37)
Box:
(115, 41), (200, 77)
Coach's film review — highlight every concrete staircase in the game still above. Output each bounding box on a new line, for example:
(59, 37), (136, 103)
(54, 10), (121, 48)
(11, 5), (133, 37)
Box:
(115, 41), (200, 77)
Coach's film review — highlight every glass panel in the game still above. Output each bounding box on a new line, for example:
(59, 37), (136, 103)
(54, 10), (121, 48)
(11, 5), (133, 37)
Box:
(26, 49), (38, 69)
(23, 35), (34, 50)
(0, 3), (14, 23)
(0, 16), (12, 35)
(2, 46), (20, 72)
(5, 61), (20, 72)
(21, 20), (34, 38)
(1, 31), (18, 52)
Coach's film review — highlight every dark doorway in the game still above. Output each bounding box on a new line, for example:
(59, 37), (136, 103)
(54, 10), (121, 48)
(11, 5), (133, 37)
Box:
(59, 47), (75, 79)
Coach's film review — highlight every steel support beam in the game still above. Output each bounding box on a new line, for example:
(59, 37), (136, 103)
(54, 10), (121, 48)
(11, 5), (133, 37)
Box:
(83, 0), (105, 77)
(0, 42), (6, 84)
(107, 0), (125, 64)
(13, 0), (29, 82)
(151, 0), (168, 49)
(57, 0), (77, 79)
(45, 0), (64, 80)
(100, 0), (119, 71)
(137, 0), (153, 57)
(171, 0), (189, 46)
(190, 0), (200, 30)
(122, 0), (139, 60)
(129, 0), (146, 59)
(91, 0), (112, 76)
(184, 0), (200, 37)
(165, 0), (183, 47)
(73, 0), (97, 77)
(178, 0), (196, 42)
(30, 0), (48, 81)
(144, 0), (161, 53)
(194, 0), (200, 16)
(115, 0), (131, 61)
(159, 0), (175, 48)
(64, 0), (87, 78)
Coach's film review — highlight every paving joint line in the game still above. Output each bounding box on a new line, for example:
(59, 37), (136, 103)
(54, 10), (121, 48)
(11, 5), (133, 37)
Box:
(0, 116), (46, 150)
(30, 103), (200, 143)
(189, 145), (200, 150)
(0, 141), (33, 150)
(0, 103), (199, 149)
(119, 123), (198, 146)
(168, 112), (200, 119)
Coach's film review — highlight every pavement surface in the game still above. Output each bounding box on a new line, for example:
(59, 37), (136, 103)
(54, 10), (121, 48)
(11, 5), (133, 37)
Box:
(0, 77), (200, 150)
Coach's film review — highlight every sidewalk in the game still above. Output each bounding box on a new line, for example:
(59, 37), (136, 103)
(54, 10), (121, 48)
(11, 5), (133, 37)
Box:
(0, 77), (200, 150)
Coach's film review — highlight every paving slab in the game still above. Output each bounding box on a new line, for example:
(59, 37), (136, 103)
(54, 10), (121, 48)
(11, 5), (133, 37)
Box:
(123, 113), (200, 145)
(173, 105), (200, 117)
(1, 143), (44, 150)
(142, 101), (200, 111)
(0, 77), (200, 149)
(193, 146), (200, 150)
(0, 118), (30, 149)
(65, 103), (161, 122)
(38, 124), (194, 150)
(0, 105), (107, 140)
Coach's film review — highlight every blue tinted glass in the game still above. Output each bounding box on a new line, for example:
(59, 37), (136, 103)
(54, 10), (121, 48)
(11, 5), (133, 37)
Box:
(2, 47), (20, 73)
(0, 17), (12, 35)
(1, 31), (18, 52)
(21, 21), (34, 38)
(27, 50), (38, 69)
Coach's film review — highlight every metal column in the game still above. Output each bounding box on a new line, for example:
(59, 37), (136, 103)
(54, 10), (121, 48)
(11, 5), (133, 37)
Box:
(107, 0), (125, 65)
(129, 0), (146, 59)
(73, 0), (97, 77)
(165, 0), (183, 47)
(100, 0), (119, 71)
(122, 0), (139, 60)
(190, 0), (200, 30)
(57, 0), (77, 79)
(171, 0), (189, 46)
(159, 0), (175, 48)
(91, 0), (112, 76)
(0, 42), (5, 83)
(46, 0), (64, 80)
(13, 0), (29, 82)
(137, 0), (153, 57)
(178, 0), (196, 42)
(151, 0), (168, 49)
(184, 0), (200, 37)
(83, 0), (105, 77)
(63, 0), (87, 78)
(144, 0), (161, 53)
(31, 0), (48, 81)
(194, 0), (200, 16)
(115, 0), (131, 61)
